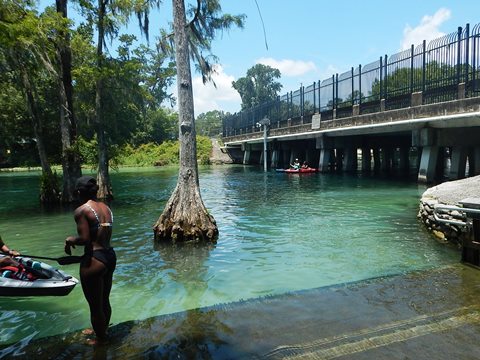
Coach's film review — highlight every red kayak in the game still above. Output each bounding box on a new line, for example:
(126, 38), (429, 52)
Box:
(278, 167), (318, 174)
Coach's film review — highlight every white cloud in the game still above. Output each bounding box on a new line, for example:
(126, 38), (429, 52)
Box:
(256, 57), (317, 77)
(401, 8), (451, 50)
(192, 65), (241, 115)
(322, 64), (341, 80)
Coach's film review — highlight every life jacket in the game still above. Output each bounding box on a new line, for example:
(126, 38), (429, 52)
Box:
(0, 264), (37, 281)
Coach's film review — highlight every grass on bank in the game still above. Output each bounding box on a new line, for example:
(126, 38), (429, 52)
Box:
(115, 135), (212, 167)
(0, 136), (214, 172)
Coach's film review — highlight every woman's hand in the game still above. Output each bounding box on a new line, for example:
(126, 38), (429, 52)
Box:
(1, 245), (19, 257)
(8, 249), (20, 256)
(64, 236), (76, 255)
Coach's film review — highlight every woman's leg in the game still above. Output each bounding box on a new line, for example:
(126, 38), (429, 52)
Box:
(80, 257), (108, 342)
(102, 249), (116, 330)
(103, 268), (114, 329)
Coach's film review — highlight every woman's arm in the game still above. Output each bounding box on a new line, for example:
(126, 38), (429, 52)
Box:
(0, 236), (20, 256)
(65, 208), (91, 254)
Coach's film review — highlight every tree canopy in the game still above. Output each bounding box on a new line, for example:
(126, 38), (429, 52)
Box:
(0, 0), (245, 205)
(195, 109), (228, 137)
(232, 63), (282, 110)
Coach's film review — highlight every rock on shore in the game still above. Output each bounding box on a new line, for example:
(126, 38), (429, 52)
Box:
(418, 175), (480, 246)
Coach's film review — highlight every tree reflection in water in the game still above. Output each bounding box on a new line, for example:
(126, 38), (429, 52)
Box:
(145, 242), (233, 358)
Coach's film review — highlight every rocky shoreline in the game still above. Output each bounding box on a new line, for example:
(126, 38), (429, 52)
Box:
(418, 175), (480, 246)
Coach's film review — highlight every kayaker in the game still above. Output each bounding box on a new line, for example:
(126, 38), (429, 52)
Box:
(0, 235), (20, 267)
(65, 176), (116, 345)
(301, 161), (309, 169)
(291, 158), (300, 170)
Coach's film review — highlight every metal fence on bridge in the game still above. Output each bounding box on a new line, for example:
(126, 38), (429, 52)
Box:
(223, 22), (480, 137)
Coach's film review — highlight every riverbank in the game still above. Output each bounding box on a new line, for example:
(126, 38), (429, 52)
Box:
(418, 175), (480, 246)
(0, 138), (231, 173)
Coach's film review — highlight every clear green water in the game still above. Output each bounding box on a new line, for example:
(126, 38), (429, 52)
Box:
(0, 166), (459, 345)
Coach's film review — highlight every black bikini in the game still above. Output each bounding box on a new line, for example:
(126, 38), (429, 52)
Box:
(91, 248), (116, 272)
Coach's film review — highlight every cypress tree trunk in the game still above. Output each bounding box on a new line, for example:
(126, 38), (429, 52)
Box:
(153, 0), (218, 243)
(95, 0), (113, 200)
(20, 67), (59, 204)
(56, 0), (82, 203)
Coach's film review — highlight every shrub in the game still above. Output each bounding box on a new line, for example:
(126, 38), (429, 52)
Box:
(116, 136), (212, 167)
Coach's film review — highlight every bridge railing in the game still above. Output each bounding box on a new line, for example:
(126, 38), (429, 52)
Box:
(223, 22), (480, 138)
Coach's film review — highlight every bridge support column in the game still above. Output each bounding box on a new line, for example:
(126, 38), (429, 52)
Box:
(335, 149), (344, 171)
(281, 149), (290, 167)
(414, 128), (440, 183)
(361, 148), (371, 172)
(343, 147), (357, 172)
(380, 148), (393, 172)
(418, 146), (440, 183)
(242, 143), (251, 165)
(470, 147), (480, 176)
(415, 147), (422, 172)
(243, 150), (250, 165)
(305, 149), (316, 167)
(316, 135), (334, 172)
(318, 149), (332, 172)
(271, 149), (280, 169)
(373, 148), (381, 172)
(398, 147), (410, 173)
(449, 146), (468, 180)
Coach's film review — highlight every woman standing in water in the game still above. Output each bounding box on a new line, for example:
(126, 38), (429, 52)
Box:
(65, 176), (116, 345)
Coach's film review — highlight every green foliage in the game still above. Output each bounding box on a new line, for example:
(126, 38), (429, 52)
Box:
(232, 64), (283, 110)
(196, 136), (212, 165)
(39, 170), (60, 203)
(369, 61), (465, 100)
(71, 26), (177, 147)
(131, 108), (179, 146)
(116, 136), (212, 167)
(0, 2), (64, 166)
(195, 110), (228, 137)
(158, 0), (246, 84)
(116, 141), (176, 167)
(0, 0), (239, 172)
(76, 136), (98, 167)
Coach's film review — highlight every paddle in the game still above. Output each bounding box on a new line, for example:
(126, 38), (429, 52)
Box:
(14, 254), (83, 266)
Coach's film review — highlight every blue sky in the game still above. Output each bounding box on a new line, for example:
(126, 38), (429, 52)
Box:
(60, 1), (480, 115)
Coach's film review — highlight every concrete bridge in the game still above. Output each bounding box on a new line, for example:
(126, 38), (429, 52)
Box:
(222, 93), (480, 183)
(222, 23), (480, 183)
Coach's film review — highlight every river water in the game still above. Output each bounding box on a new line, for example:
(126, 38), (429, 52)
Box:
(0, 166), (459, 346)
